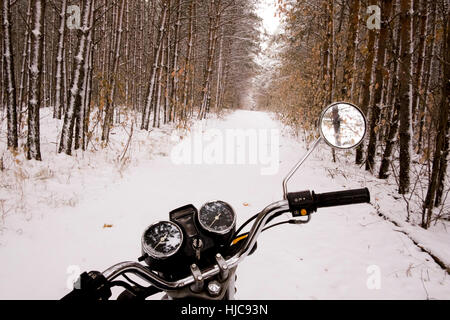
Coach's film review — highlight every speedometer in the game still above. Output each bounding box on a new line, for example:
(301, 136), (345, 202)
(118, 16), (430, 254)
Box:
(142, 221), (183, 259)
(198, 201), (236, 235)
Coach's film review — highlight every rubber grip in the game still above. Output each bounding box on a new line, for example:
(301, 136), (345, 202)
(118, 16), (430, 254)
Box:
(315, 188), (370, 208)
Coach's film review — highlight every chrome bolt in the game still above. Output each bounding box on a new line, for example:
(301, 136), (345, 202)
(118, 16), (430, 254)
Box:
(207, 281), (222, 297)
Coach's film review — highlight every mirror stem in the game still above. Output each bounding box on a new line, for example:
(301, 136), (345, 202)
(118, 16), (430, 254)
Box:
(282, 137), (322, 200)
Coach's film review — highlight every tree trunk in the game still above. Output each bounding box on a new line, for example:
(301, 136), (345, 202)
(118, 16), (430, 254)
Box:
(59, 0), (93, 155)
(198, 0), (221, 120)
(2, 0), (18, 150)
(18, 0), (32, 126)
(141, 1), (168, 130)
(155, 32), (166, 129)
(170, 0), (181, 122)
(102, 0), (126, 143)
(365, 0), (393, 172)
(76, 1), (95, 150)
(378, 7), (402, 180)
(181, 0), (195, 122)
(214, 25), (224, 112)
(341, 0), (360, 101)
(417, 1), (436, 154)
(398, 0), (413, 195)
(356, 16), (377, 165)
(421, 14), (449, 225)
(327, 0), (335, 162)
(53, 0), (67, 119)
(412, 0), (427, 126)
(164, 1), (171, 125)
(124, 0), (129, 108)
(27, 0), (46, 160)
(42, 15), (47, 109)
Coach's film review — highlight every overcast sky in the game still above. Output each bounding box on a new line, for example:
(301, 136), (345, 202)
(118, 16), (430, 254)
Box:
(257, 0), (280, 35)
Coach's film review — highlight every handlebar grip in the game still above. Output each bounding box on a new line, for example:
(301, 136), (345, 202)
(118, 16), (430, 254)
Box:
(315, 188), (370, 208)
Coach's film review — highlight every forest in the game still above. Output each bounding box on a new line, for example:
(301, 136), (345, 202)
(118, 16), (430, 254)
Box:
(258, 0), (449, 229)
(0, 0), (449, 229)
(1, 0), (450, 300)
(1, 0), (260, 154)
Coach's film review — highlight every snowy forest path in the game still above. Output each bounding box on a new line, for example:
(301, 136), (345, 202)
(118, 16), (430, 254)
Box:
(0, 110), (448, 299)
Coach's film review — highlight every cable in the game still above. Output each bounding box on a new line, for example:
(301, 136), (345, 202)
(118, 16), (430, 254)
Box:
(232, 209), (291, 245)
(233, 213), (259, 237)
(234, 209), (290, 239)
(232, 219), (293, 242)
(261, 220), (292, 232)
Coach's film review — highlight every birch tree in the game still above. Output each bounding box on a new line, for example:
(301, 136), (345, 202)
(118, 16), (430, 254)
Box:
(17, 0), (32, 126)
(181, 0), (196, 121)
(170, 0), (181, 122)
(198, 0), (222, 120)
(59, 0), (93, 155)
(27, 0), (45, 160)
(141, 0), (168, 130)
(53, 0), (67, 120)
(102, 0), (126, 143)
(2, 0), (18, 150)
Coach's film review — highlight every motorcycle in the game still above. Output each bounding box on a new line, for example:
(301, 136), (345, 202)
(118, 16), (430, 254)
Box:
(62, 102), (370, 301)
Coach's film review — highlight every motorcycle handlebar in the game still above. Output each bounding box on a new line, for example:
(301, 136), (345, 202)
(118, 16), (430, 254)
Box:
(85, 188), (370, 295)
(101, 200), (291, 291)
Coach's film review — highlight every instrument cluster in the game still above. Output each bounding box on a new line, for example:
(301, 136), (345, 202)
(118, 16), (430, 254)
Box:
(141, 201), (236, 278)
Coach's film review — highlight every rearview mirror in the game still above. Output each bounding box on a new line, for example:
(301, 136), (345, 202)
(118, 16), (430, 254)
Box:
(319, 102), (367, 149)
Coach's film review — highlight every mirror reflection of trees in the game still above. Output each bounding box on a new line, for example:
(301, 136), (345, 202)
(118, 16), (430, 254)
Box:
(321, 103), (365, 149)
(331, 106), (341, 147)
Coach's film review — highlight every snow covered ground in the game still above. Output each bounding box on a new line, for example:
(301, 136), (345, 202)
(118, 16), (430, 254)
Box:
(0, 109), (449, 299)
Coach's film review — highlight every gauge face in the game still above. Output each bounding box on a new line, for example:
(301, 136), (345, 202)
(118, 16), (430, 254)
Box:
(198, 201), (236, 234)
(142, 221), (183, 259)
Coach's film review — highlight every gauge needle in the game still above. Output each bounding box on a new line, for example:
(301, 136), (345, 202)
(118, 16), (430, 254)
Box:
(209, 213), (222, 228)
(154, 234), (168, 249)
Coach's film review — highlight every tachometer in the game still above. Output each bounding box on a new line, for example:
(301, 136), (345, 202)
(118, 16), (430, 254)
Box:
(198, 201), (236, 235)
(142, 221), (183, 259)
